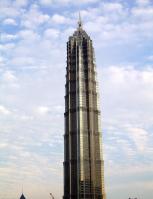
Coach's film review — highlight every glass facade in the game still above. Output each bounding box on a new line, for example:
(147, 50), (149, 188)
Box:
(64, 21), (106, 199)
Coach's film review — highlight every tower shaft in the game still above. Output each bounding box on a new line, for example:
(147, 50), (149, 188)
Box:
(64, 25), (105, 199)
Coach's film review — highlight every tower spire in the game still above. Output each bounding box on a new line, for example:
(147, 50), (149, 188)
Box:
(78, 12), (82, 29)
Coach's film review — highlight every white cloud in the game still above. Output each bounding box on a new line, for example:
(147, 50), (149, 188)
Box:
(2, 71), (17, 82)
(3, 18), (17, 25)
(39, 0), (100, 6)
(11, 56), (36, 66)
(18, 30), (40, 40)
(36, 106), (50, 115)
(21, 4), (50, 29)
(39, 0), (53, 6)
(1, 34), (18, 42)
(132, 7), (153, 19)
(136, 0), (151, 6)
(51, 14), (67, 24)
(106, 162), (153, 177)
(0, 143), (8, 148)
(101, 66), (153, 127)
(0, 43), (15, 52)
(102, 2), (123, 12)
(0, 105), (11, 115)
(100, 65), (153, 169)
(44, 28), (60, 39)
(0, 0), (21, 18)
(14, 0), (28, 7)
(127, 128), (150, 152)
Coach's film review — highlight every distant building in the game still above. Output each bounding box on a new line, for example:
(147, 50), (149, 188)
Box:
(19, 194), (26, 199)
(63, 15), (106, 199)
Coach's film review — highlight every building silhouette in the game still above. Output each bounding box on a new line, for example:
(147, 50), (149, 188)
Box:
(63, 15), (106, 199)
(19, 194), (26, 199)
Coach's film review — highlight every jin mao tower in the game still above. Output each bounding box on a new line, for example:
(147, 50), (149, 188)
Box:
(64, 16), (106, 199)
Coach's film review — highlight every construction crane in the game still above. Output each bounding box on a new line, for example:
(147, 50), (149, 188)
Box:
(49, 193), (55, 199)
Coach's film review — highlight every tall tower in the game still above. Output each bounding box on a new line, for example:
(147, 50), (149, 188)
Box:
(64, 16), (106, 199)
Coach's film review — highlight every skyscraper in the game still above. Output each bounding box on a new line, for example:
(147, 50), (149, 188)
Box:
(64, 16), (106, 199)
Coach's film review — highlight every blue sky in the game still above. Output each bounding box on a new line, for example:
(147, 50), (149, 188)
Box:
(0, 0), (153, 199)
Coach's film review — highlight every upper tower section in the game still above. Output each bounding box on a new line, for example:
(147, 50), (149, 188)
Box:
(69, 13), (91, 42)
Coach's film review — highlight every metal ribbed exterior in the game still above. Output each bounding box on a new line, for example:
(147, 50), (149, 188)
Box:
(63, 22), (106, 199)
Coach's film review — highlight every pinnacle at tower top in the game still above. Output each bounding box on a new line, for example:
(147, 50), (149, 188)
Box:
(63, 16), (106, 199)
(78, 12), (83, 29)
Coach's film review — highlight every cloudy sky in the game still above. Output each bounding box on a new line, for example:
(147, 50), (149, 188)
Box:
(0, 0), (153, 199)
